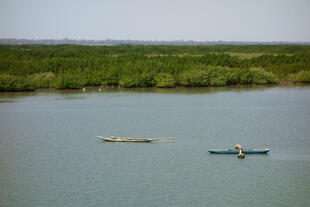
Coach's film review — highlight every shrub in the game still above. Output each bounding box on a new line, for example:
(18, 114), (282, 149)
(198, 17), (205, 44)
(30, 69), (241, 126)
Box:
(206, 66), (228, 86)
(290, 71), (310, 83)
(179, 69), (209, 87)
(238, 68), (254, 84)
(31, 72), (56, 88)
(251, 68), (279, 84)
(154, 73), (176, 88)
(119, 76), (137, 88)
(209, 76), (227, 86)
(226, 69), (240, 85)
(0, 74), (35, 91)
(56, 73), (86, 89)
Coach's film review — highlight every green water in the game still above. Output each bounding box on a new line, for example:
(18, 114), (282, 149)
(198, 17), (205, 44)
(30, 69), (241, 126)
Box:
(0, 86), (310, 207)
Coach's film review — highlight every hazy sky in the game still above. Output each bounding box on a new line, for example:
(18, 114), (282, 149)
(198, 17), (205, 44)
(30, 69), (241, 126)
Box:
(0, 0), (309, 41)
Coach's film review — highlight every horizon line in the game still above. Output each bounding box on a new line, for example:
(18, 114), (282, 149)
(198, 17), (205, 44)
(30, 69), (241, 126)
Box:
(1, 38), (310, 45)
(1, 38), (310, 42)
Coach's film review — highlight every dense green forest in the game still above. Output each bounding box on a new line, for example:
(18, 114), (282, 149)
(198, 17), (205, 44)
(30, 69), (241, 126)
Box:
(0, 44), (310, 91)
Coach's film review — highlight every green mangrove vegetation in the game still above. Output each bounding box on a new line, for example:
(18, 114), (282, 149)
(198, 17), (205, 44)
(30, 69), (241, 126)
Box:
(0, 44), (310, 91)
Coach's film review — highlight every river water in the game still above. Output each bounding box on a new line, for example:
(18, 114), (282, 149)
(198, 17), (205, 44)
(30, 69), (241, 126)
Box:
(0, 86), (310, 207)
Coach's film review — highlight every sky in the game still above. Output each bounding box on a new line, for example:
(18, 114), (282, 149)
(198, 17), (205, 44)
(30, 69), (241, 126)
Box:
(0, 0), (310, 42)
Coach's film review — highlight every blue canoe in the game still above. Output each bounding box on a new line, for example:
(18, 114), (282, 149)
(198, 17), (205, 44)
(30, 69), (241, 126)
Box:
(208, 148), (270, 154)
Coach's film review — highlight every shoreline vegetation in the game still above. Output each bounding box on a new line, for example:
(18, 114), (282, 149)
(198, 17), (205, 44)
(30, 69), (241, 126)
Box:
(0, 44), (310, 92)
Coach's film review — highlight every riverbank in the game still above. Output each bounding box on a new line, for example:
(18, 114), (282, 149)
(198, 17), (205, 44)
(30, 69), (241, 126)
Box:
(1, 83), (309, 95)
(0, 77), (308, 92)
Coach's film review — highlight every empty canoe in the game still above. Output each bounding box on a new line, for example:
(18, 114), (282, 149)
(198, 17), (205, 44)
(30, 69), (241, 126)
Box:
(97, 136), (156, 142)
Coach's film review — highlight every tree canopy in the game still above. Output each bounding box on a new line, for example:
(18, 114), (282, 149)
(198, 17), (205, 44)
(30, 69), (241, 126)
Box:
(0, 44), (309, 91)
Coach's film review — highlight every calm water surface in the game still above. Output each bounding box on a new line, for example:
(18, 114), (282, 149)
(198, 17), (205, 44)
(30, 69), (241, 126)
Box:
(0, 86), (310, 207)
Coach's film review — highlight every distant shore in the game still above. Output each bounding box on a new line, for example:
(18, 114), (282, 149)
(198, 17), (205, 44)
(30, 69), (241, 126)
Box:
(1, 44), (309, 92)
(2, 82), (309, 93)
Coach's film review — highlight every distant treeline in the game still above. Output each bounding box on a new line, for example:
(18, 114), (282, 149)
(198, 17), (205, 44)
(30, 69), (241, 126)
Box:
(0, 44), (309, 91)
(1, 38), (310, 46)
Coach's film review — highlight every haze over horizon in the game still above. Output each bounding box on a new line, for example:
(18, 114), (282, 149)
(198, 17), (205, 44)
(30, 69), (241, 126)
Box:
(0, 0), (310, 42)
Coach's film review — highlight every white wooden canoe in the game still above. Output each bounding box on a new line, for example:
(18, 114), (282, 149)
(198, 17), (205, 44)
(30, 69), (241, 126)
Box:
(97, 136), (157, 142)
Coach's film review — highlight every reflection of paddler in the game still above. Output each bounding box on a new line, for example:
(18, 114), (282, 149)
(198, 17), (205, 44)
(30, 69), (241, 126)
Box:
(237, 149), (245, 159)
